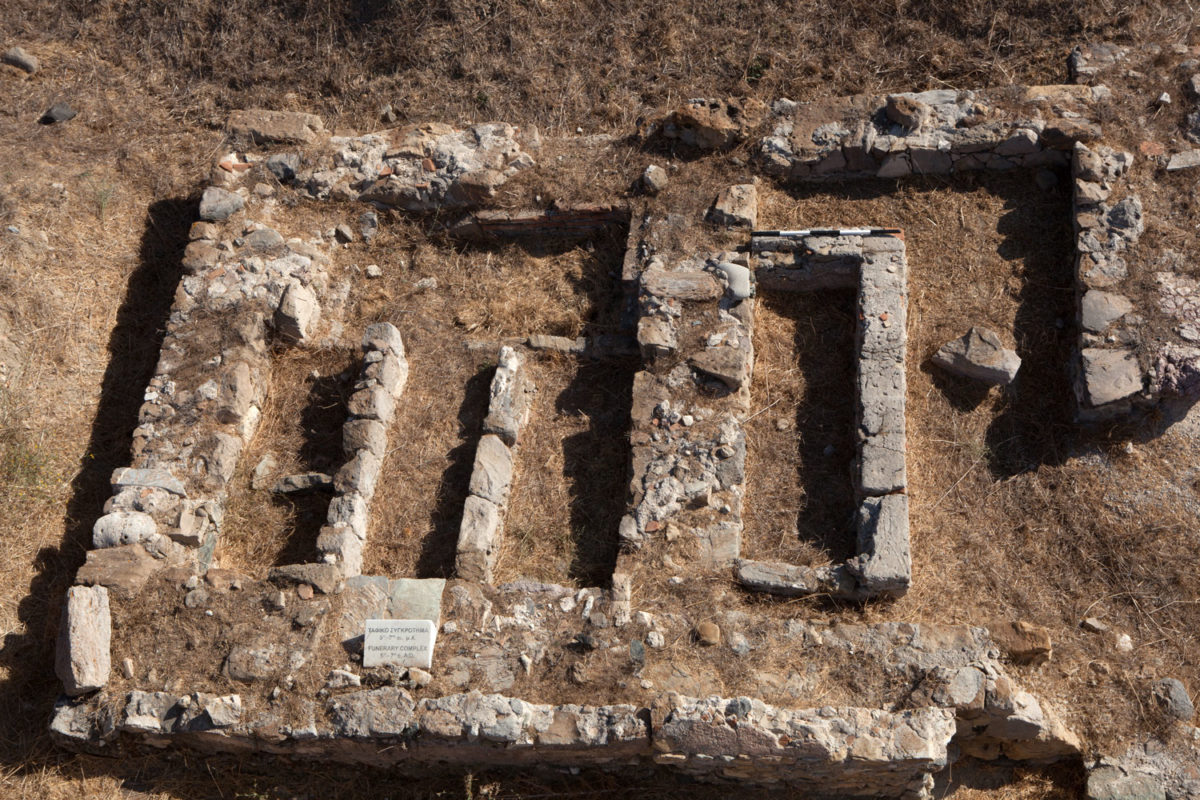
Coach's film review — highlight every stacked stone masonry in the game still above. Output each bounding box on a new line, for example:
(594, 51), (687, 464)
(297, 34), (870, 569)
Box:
(737, 232), (911, 600)
(319, 322), (409, 577)
(47, 100), (1140, 796)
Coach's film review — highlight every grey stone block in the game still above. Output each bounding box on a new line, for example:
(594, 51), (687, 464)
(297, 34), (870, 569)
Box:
(55, 586), (112, 696)
(640, 270), (722, 302)
(274, 280), (320, 344)
(92, 511), (157, 549)
(343, 418), (388, 457)
(468, 434), (513, 507)
(736, 559), (858, 597)
(1080, 348), (1142, 406)
(852, 494), (911, 597)
(111, 467), (186, 496)
(857, 355), (906, 437)
(1080, 289), (1132, 333)
(199, 187), (244, 221)
(931, 327), (1021, 385)
(327, 492), (369, 539)
(482, 347), (530, 447)
(707, 183), (758, 228)
(456, 495), (503, 582)
(347, 384), (396, 425)
(858, 432), (907, 495)
(334, 450), (383, 502)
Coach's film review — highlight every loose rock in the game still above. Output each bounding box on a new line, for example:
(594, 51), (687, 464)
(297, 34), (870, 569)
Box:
(932, 327), (1021, 385)
(2, 46), (38, 74)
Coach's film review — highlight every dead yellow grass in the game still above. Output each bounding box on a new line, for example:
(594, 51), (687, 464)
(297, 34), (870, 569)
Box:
(1, 4), (1198, 796)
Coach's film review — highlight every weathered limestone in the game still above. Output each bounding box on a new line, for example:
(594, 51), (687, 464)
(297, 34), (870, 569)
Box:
(228, 109), (324, 144)
(482, 346), (532, 447)
(707, 183), (758, 229)
(850, 494), (911, 597)
(306, 122), (536, 210)
(735, 559), (858, 598)
(655, 97), (767, 150)
(55, 586), (111, 696)
(319, 323), (408, 576)
(457, 347), (529, 583)
(759, 86), (1106, 181)
(274, 280), (321, 344)
(932, 327), (1021, 386)
(92, 511), (157, 548)
(198, 187), (244, 221)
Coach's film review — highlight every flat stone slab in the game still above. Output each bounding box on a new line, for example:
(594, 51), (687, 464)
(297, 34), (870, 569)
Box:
(1080, 290), (1132, 333)
(1080, 347), (1142, 406)
(932, 327), (1021, 385)
(228, 109), (324, 144)
(851, 494), (911, 597)
(363, 619), (437, 669)
(641, 269), (722, 302)
(55, 586), (111, 696)
(111, 467), (186, 496)
(736, 559), (858, 597)
(468, 434), (513, 507)
(344, 576), (446, 626)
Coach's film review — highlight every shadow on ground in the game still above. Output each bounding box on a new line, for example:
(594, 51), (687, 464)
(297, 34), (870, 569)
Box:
(0, 198), (190, 769)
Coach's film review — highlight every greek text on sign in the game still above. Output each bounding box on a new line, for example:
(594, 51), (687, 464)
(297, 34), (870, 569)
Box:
(363, 619), (436, 669)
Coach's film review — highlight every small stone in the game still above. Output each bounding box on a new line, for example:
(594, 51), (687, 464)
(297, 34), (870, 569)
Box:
(365, 264), (382, 278)
(92, 511), (157, 549)
(1158, 92), (1172, 105)
(39, 103), (76, 125)
(647, 631), (665, 648)
(1151, 677), (1194, 721)
(407, 668), (433, 688)
(325, 669), (362, 689)
(885, 94), (929, 130)
(729, 632), (751, 656)
(988, 619), (1052, 665)
(297, 583), (314, 601)
(1081, 617), (1108, 633)
(199, 187), (244, 222)
(932, 327), (1021, 385)
(414, 277), (437, 291)
(334, 223), (355, 243)
(184, 588), (209, 608)
(266, 153), (300, 183)
(380, 104), (397, 124)
(2, 46), (38, 74)
(1115, 632), (1134, 652)
(251, 454), (277, 490)
(707, 184), (758, 229)
(694, 621), (721, 646)
(359, 210), (379, 241)
(642, 164), (669, 195)
(121, 658), (135, 679)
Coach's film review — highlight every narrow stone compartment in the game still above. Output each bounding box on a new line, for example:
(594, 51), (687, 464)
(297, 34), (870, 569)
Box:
(221, 346), (356, 569)
(740, 290), (858, 566)
(496, 354), (636, 587)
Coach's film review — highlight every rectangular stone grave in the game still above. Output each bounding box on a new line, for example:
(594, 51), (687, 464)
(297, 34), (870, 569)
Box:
(362, 619), (437, 669)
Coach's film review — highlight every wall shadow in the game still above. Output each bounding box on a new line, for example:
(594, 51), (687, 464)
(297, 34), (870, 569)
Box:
(754, 290), (860, 563)
(0, 197), (191, 767)
(985, 175), (1078, 478)
(560, 357), (638, 587)
(414, 367), (493, 578)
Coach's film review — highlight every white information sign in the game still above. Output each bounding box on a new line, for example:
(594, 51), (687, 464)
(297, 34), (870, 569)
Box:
(362, 619), (436, 669)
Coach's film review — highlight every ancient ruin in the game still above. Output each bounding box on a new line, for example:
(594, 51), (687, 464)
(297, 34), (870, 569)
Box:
(47, 43), (1200, 800)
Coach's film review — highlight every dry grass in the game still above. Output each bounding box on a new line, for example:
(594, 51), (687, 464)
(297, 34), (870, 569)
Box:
(742, 290), (859, 566)
(494, 354), (635, 587)
(2, 1), (1200, 796)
